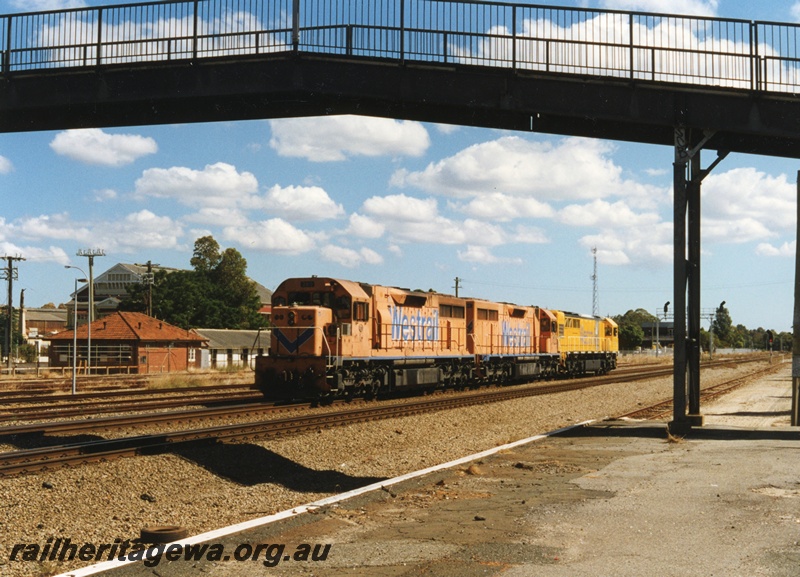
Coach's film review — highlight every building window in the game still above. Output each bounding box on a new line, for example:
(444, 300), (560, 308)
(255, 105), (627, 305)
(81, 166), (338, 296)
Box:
(188, 348), (196, 362)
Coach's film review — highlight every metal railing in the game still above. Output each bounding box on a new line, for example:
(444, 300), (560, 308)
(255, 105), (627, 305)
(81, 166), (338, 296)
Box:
(1, 0), (799, 93)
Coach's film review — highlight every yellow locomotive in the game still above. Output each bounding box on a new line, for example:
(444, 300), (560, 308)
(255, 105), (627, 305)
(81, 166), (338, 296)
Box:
(255, 276), (618, 399)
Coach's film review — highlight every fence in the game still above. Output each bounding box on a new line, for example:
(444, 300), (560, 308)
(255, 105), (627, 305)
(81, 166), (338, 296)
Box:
(1, 0), (798, 93)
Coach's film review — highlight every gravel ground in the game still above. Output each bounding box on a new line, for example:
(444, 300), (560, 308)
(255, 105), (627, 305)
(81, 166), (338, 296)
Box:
(0, 357), (781, 577)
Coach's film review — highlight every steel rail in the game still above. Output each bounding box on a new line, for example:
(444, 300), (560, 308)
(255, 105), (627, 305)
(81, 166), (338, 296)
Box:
(0, 391), (264, 424)
(0, 380), (253, 402)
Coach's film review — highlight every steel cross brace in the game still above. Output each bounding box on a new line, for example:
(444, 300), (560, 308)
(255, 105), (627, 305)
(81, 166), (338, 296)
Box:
(671, 128), (728, 433)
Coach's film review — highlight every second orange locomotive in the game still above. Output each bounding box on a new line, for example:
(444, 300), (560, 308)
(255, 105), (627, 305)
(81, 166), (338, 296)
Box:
(255, 276), (618, 398)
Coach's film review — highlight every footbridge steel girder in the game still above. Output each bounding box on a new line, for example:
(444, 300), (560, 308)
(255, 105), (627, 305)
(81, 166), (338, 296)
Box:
(3, 56), (800, 160)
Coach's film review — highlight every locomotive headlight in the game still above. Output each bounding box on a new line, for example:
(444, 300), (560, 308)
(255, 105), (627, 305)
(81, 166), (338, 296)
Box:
(288, 311), (296, 326)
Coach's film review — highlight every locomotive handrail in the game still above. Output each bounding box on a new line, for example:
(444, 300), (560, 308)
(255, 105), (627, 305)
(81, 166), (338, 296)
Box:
(1, 0), (799, 94)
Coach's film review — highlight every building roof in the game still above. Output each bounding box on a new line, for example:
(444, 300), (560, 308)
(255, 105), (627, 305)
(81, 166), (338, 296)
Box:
(24, 308), (68, 322)
(50, 311), (207, 344)
(193, 328), (270, 350)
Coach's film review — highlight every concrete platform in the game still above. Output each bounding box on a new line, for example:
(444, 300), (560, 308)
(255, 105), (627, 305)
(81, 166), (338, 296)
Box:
(70, 363), (799, 577)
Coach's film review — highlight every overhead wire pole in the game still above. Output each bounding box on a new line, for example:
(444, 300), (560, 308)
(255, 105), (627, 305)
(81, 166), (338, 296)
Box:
(1, 255), (25, 373)
(77, 248), (105, 376)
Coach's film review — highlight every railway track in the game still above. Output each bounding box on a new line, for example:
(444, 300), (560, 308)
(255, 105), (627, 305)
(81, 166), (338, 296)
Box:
(0, 382), (259, 423)
(0, 355), (774, 478)
(618, 359), (786, 421)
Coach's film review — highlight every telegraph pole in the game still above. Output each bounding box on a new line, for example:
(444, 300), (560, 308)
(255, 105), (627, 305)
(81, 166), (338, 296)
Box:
(453, 277), (461, 297)
(1, 255), (25, 372)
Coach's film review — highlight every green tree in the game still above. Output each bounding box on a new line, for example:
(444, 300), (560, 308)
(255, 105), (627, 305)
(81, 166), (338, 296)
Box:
(120, 237), (267, 330)
(612, 308), (656, 350)
(190, 235), (221, 273)
(711, 303), (733, 347)
(618, 323), (645, 350)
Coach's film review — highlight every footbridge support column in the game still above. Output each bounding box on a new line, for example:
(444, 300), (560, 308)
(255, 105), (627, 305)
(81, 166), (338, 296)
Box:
(670, 128), (728, 434)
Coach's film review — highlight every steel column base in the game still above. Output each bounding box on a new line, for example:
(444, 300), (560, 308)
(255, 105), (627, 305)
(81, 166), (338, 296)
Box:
(668, 420), (692, 436)
(686, 413), (705, 426)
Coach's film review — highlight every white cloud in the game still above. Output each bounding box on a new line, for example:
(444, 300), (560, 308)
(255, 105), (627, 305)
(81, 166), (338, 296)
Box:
(11, 0), (86, 9)
(50, 129), (157, 167)
(13, 213), (92, 242)
(756, 241), (795, 257)
(269, 116), (430, 161)
(702, 167), (796, 242)
(457, 246), (522, 265)
(223, 218), (315, 254)
(511, 225), (549, 244)
(0, 242), (68, 264)
(320, 245), (384, 267)
(183, 207), (248, 227)
(600, 0), (718, 16)
(98, 210), (183, 252)
(93, 188), (118, 202)
(793, 3), (800, 22)
(557, 200), (661, 228)
(579, 222), (674, 267)
(0, 156), (13, 174)
(456, 193), (555, 221)
(5, 210), (183, 254)
(391, 136), (649, 202)
(135, 162), (258, 207)
(362, 194), (439, 222)
(260, 185), (345, 221)
(346, 213), (386, 239)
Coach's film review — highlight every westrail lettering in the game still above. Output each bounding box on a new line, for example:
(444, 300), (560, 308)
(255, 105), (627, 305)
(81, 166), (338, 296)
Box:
(390, 306), (439, 342)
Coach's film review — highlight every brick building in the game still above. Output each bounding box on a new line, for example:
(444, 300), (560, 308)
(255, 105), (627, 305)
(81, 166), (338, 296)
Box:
(48, 311), (207, 374)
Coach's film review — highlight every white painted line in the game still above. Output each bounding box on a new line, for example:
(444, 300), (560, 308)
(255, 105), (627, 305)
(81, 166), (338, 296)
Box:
(53, 419), (595, 577)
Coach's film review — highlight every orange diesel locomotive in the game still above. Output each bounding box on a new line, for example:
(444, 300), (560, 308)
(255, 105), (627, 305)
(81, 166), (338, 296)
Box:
(255, 276), (618, 398)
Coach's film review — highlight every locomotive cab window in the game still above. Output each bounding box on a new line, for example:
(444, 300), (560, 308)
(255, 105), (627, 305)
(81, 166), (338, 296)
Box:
(353, 301), (369, 322)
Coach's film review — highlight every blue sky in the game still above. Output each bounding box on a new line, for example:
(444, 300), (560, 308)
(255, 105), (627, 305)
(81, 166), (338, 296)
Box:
(1, 0), (799, 333)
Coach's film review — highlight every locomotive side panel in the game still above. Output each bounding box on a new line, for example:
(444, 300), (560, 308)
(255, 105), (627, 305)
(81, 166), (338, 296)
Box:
(466, 301), (559, 381)
(371, 286), (468, 358)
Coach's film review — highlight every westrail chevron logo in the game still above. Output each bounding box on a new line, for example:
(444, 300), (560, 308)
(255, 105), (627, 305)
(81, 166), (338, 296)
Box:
(273, 327), (315, 354)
